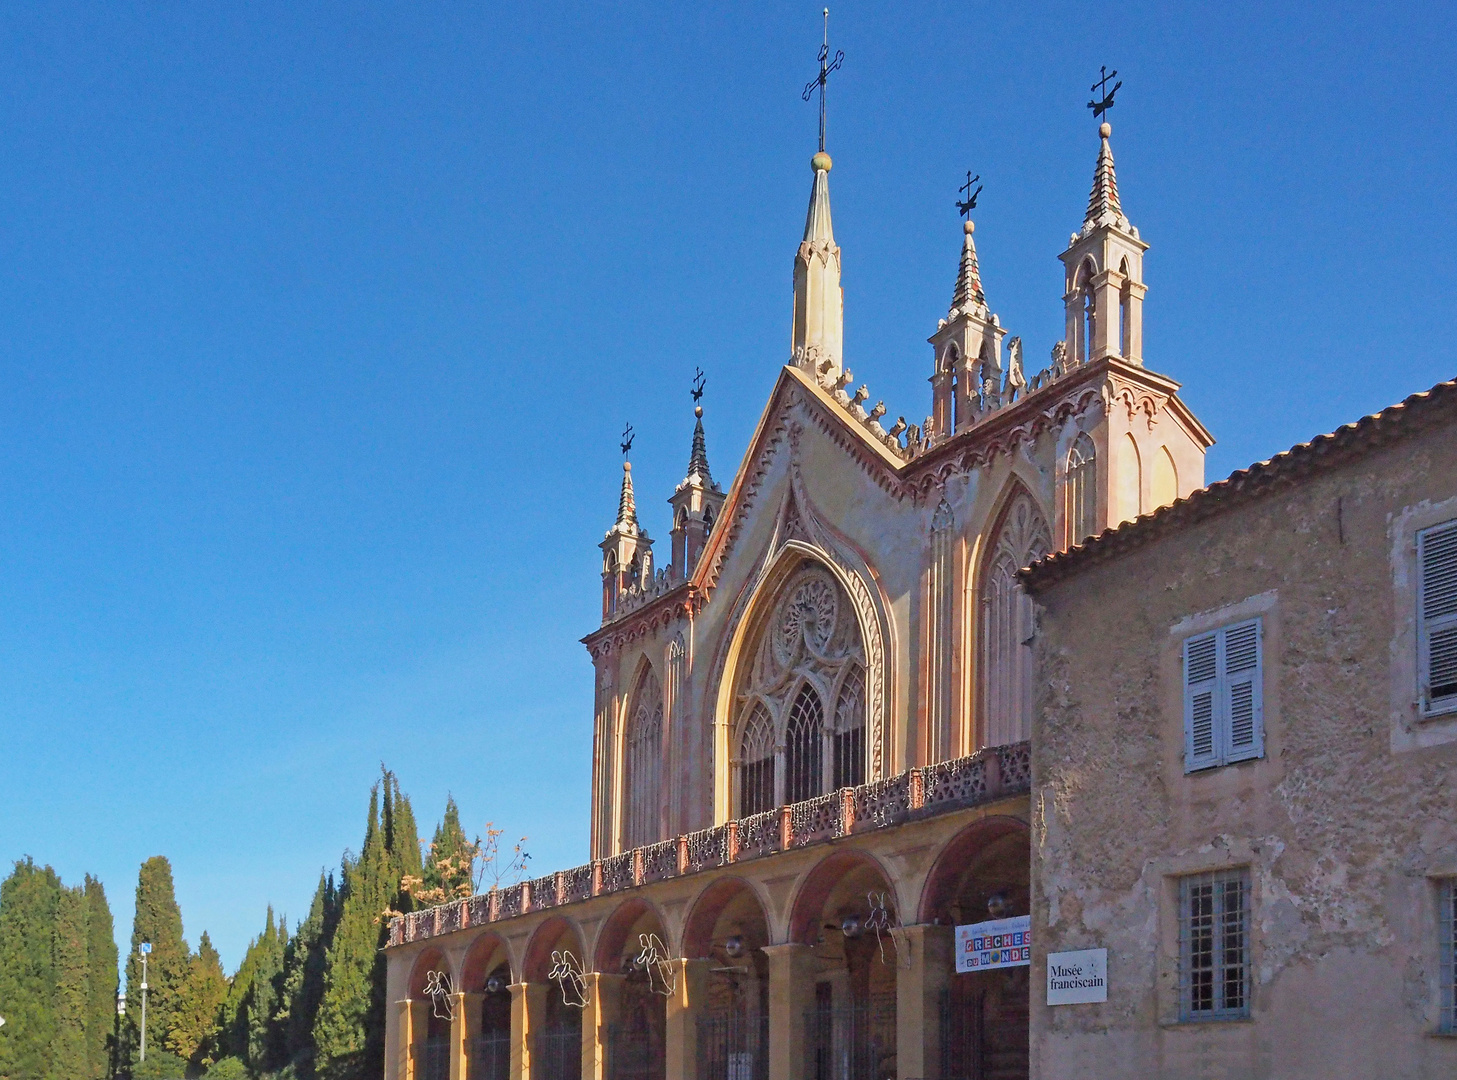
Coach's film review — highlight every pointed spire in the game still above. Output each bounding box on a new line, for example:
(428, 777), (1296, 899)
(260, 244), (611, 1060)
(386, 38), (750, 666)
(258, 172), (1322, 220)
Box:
(949, 220), (986, 316)
(686, 406), (713, 485)
(616, 461), (638, 529)
(1083, 122), (1130, 233)
(792, 151), (845, 381)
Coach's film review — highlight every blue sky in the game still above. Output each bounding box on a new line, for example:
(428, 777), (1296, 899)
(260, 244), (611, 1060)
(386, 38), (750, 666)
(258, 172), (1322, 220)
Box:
(1, 1), (1452, 973)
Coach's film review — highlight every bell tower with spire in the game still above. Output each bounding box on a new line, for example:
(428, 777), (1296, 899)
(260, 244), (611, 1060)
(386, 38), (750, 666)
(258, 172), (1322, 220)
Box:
(669, 372), (724, 579)
(1059, 121), (1148, 366)
(928, 205), (1006, 440)
(600, 428), (653, 620)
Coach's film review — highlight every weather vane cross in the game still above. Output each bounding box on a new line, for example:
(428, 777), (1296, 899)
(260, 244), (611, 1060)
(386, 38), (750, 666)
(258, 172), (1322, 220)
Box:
(620, 423), (635, 457)
(691, 367), (706, 404)
(956, 170), (982, 219)
(1088, 65), (1121, 121)
(801, 8), (844, 153)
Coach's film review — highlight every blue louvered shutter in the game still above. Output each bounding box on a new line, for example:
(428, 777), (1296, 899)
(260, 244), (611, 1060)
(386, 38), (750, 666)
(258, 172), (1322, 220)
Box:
(1419, 521), (1457, 715)
(1222, 619), (1264, 763)
(1184, 631), (1220, 772)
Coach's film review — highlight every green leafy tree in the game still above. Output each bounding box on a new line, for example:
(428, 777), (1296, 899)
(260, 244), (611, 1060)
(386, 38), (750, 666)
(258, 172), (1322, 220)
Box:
(83, 875), (119, 1080)
(168, 931), (228, 1067)
(123, 857), (192, 1073)
(313, 768), (418, 1080)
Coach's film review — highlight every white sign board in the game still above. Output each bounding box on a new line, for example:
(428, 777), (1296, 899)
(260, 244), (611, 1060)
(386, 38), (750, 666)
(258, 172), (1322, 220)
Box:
(1046, 948), (1107, 1005)
(954, 915), (1031, 973)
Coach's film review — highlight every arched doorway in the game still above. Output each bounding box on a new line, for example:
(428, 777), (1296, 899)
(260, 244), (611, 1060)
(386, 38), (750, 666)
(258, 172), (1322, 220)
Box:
(683, 878), (773, 1080)
(790, 853), (899, 1080)
(525, 918), (587, 1080)
(460, 935), (512, 1080)
(596, 900), (670, 1080)
(409, 949), (452, 1080)
(921, 820), (1031, 1080)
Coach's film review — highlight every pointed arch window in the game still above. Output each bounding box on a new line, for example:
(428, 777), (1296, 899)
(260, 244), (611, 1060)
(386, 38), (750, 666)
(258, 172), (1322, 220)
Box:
(737, 702), (775, 818)
(979, 493), (1050, 748)
(785, 683), (825, 804)
(1078, 260), (1097, 363)
(927, 499), (956, 763)
(623, 670), (663, 849)
(1066, 434), (1097, 545)
(832, 663), (865, 788)
(1118, 257), (1131, 357)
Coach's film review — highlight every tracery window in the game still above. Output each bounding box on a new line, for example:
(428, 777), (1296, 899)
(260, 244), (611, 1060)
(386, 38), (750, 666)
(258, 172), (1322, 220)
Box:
(623, 669), (663, 849)
(979, 493), (1050, 748)
(731, 563), (866, 815)
(1066, 433), (1097, 545)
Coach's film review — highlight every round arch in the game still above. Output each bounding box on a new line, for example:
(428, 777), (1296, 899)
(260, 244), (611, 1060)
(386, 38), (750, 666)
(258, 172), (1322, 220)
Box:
(409, 946), (450, 998)
(917, 815), (1031, 924)
(787, 848), (900, 946)
(593, 896), (672, 973)
(459, 931), (514, 992)
(681, 876), (774, 960)
(523, 915), (588, 984)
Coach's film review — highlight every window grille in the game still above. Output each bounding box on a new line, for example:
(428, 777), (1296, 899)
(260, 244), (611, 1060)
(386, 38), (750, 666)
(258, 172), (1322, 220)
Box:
(1419, 520), (1457, 716)
(1441, 879), (1456, 1034)
(785, 683), (825, 804)
(1179, 868), (1250, 1021)
(1183, 618), (1264, 772)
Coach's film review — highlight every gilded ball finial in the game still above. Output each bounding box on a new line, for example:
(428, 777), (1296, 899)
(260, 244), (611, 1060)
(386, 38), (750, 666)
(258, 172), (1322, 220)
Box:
(694, 405), (703, 419)
(811, 150), (833, 173)
(964, 220), (974, 235)
(1099, 122), (1112, 139)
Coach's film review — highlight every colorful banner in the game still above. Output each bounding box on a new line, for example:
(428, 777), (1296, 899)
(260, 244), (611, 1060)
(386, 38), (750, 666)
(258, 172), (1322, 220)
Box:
(955, 915), (1032, 973)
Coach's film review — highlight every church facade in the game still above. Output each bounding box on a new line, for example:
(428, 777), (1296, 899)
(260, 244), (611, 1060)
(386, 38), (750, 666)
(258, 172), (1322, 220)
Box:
(382, 121), (1211, 1080)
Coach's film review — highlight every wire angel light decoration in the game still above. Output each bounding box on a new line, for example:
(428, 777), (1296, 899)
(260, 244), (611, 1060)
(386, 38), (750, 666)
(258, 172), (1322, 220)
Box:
(423, 969), (456, 1021)
(865, 891), (903, 967)
(548, 949), (590, 1008)
(635, 933), (677, 997)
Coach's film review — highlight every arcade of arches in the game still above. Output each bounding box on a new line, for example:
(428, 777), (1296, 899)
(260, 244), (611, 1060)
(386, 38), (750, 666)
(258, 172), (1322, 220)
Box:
(389, 812), (1030, 1080)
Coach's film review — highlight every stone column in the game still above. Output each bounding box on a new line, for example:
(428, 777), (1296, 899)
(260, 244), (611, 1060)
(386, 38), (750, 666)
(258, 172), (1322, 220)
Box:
(581, 972), (625, 1080)
(665, 958), (712, 1080)
(390, 999), (414, 1080)
(454, 992), (481, 1080)
(896, 925), (954, 1080)
(510, 982), (547, 1080)
(405, 1000), (431, 1080)
(764, 943), (817, 1080)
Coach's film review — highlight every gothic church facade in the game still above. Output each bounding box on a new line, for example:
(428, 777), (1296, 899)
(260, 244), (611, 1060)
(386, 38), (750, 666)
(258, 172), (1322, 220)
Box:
(383, 122), (1210, 1080)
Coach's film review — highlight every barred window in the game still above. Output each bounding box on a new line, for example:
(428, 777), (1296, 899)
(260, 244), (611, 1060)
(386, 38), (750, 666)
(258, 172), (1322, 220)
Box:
(785, 683), (825, 804)
(1179, 868), (1250, 1021)
(1441, 879), (1456, 1034)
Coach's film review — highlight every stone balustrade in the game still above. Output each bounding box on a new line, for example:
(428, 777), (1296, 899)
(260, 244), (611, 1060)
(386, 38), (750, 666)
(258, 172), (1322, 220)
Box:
(389, 741), (1030, 948)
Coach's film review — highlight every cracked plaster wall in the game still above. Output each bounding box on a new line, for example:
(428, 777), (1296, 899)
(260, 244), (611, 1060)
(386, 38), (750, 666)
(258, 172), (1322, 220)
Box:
(1028, 420), (1457, 1079)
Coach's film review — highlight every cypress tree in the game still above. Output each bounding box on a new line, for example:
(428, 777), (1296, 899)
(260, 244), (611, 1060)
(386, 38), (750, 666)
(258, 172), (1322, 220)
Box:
(222, 907), (290, 1071)
(83, 875), (119, 1080)
(0, 859), (64, 1078)
(50, 884), (91, 1080)
(281, 872), (339, 1078)
(421, 797), (474, 903)
(123, 857), (191, 1073)
(167, 931), (227, 1068)
(314, 769), (416, 1080)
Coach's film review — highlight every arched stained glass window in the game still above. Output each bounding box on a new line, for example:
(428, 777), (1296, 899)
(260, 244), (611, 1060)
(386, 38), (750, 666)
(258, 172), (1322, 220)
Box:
(979, 493), (1050, 748)
(737, 702), (775, 818)
(623, 670), (663, 849)
(1066, 433), (1097, 545)
(832, 663), (865, 789)
(785, 683), (825, 805)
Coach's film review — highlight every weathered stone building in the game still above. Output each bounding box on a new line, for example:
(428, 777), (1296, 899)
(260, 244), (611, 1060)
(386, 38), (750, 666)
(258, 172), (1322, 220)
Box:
(1022, 381), (1457, 1077)
(379, 116), (1215, 1080)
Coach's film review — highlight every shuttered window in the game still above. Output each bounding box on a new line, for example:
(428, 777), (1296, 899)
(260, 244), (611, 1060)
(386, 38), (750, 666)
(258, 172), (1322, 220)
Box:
(1183, 618), (1264, 772)
(1419, 520), (1457, 716)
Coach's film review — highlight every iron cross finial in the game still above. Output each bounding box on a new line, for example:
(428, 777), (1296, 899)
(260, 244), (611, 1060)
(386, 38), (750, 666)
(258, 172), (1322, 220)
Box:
(956, 171), (983, 219)
(1088, 65), (1122, 121)
(802, 8), (844, 153)
(620, 423), (635, 457)
(691, 367), (706, 403)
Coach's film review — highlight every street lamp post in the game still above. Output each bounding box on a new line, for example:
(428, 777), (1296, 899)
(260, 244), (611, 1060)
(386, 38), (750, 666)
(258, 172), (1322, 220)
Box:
(139, 942), (151, 1063)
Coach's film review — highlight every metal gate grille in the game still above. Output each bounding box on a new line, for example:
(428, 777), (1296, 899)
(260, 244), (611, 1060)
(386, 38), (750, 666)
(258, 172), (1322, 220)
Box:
(417, 1036), (450, 1080)
(606, 1021), (665, 1080)
(805, 1003), (895, 1080)
(697, 1011), (769, 1080)
(534, 1023), (582, 1080)
(470, 1031), (510, 1080)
